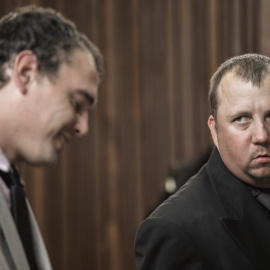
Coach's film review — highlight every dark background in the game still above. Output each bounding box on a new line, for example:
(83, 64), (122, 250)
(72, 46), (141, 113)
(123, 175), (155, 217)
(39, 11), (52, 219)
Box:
(1, 0), (269, 269)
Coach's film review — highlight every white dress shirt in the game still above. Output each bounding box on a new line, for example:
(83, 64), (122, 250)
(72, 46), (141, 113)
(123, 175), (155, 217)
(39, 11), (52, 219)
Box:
(0, 149), (11, 208)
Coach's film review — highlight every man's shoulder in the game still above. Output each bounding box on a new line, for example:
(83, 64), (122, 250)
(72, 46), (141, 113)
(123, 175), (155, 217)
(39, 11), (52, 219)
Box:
(147, 164), (219, 226)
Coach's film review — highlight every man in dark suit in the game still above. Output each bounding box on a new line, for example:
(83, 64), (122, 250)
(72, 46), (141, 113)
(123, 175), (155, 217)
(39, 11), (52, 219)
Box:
(0, 6), (103, 269)
(135, 54), (270, 270)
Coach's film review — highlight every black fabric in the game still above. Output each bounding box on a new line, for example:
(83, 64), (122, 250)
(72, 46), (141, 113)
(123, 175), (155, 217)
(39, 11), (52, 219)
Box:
(248, 186), (270, 212)
(0, 167), (37, 270)
(135, 148), (270, 270)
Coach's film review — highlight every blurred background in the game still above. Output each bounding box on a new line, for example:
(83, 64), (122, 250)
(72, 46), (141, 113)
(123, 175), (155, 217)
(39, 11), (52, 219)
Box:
(1, 0), (269, 269)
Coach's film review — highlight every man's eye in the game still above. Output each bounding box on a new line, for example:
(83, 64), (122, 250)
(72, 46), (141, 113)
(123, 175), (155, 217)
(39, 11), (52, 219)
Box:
(234, 116), (250, 123)
(71, 99), (83, 112)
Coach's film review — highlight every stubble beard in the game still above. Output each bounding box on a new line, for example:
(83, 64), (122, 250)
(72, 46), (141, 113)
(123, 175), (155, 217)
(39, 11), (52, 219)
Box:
(245, 162), (270, 183)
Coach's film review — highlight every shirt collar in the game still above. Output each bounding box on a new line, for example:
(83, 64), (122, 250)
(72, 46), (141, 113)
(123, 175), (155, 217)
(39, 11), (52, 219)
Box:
(0, 149), (11, 172)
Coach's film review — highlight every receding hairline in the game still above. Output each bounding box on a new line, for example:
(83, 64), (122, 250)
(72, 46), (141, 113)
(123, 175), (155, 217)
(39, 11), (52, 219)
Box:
(209, 54), (270, 119)
(38, 47), (101, 84)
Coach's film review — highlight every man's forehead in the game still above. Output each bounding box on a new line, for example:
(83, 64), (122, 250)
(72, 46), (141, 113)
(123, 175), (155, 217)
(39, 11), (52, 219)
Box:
(73, 49), (100, 83)
(218, 71), (254, 95)
(220, 71), (245, 84)
(220, 65), (270, 88)
(218, 73), (270, 109)
(47, 49), (99, 83)
(215, 72), (253, 114)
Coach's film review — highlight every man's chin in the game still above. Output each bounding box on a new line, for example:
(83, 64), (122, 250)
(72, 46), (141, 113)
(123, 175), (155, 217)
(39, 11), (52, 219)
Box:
(247, 168), (270, 183)
(23, 152), (59, 166)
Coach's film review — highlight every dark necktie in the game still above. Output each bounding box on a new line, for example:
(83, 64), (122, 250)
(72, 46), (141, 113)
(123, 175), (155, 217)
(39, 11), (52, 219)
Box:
(0, 167), (38, 270)
(248, 186), (270, 212)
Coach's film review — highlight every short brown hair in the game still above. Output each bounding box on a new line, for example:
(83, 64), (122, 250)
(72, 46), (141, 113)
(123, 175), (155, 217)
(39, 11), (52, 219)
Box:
(209, 54), (270, 119)
(0, 5), (103, 87)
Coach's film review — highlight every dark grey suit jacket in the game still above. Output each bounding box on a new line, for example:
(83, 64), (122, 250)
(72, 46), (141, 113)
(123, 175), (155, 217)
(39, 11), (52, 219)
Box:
(0, 182), (52, 269)
(135, 148), (270, 270)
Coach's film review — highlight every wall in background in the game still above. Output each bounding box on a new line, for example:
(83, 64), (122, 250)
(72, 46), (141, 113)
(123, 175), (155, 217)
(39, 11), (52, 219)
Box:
(0, 0), (267, 269)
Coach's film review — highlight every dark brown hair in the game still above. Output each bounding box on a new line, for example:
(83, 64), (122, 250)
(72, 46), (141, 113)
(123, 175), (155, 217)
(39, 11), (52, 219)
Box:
(209, 54), (270, 118)
(0, 5), (103, 87)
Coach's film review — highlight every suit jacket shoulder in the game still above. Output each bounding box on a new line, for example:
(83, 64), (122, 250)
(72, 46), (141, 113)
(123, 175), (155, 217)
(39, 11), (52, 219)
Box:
(135, 148), (269, 270)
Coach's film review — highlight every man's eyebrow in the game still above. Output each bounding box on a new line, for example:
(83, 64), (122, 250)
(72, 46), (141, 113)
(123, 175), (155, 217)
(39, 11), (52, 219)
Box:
(228, 110), (251, 119)
(231, 110), (250, 116)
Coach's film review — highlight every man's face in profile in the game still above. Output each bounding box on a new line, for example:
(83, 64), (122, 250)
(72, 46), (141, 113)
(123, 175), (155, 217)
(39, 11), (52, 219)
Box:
(13, 49), (99, 165)
(208, 71), (270, 188)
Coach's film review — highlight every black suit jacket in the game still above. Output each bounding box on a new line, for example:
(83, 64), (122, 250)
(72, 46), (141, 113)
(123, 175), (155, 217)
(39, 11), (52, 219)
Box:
(135, 148), (270, 270)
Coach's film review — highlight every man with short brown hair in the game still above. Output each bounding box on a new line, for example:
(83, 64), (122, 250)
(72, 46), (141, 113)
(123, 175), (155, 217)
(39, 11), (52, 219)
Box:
(135, 54), (270, 270)
(0, 6), (103, 269)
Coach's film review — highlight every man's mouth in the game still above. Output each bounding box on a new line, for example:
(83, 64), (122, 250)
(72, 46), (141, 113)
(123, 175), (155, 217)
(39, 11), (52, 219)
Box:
(59, 134), (66, 145)
(62, 131), (72, 143)
(57, 131), (73, 150)
(253, 153), (270, 163)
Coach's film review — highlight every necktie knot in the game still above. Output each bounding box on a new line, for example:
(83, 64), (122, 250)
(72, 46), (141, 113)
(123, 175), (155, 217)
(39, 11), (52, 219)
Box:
(0, 167), (22, 188)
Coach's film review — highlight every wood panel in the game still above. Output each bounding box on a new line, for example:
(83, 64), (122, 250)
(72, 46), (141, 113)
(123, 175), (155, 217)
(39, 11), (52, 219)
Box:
(0, 0), (265, 269)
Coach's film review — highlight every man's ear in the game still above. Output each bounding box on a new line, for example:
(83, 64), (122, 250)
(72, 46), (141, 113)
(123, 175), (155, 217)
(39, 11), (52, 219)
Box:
(208, 115), (219, 148)
(13, 50), (37, 94)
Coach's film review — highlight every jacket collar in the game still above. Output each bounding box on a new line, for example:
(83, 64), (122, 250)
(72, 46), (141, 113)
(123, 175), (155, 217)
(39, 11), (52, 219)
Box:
(207, 148), (270, 270)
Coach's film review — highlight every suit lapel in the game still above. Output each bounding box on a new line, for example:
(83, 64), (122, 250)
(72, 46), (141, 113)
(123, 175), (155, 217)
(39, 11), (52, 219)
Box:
(208, 148), (270, 270)
(0, 249), (11, 270)
(220, 189), (270, 270)
(0, 186), (30, 269)
(27, 200), (53, 270)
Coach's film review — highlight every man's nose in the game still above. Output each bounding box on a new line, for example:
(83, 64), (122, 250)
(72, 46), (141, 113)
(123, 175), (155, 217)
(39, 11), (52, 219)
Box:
(252, 121), (270, 145)
(73, 112), (89, 136)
